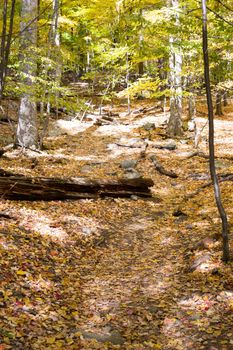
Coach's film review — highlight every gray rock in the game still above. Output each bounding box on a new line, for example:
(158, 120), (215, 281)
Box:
(186, 224), (194, 230)
(180, 139), (188, 145)
(166, 140), (177, 150)
(190, 253), (211, 272)
(120, 159), (137, 169)
(123, 168), (141, 179)
(153, 211), (165, 218)
(143, 122), (155, 131)
(131, 195), (139, 200)
(80, 165), (92, 174)
(80, 330), (124, 345)
(82, 227), (93, 235)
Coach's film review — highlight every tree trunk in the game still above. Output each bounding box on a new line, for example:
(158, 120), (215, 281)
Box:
(201, 0), (230, 262)
(17, 0), (38, 148)
(215, 91), (223, 116)
(138, 61), (144, 76)
(167, 0), (183, 137)
(49, 0), (61, 118)
(0, 0), (8, 98)
(223, 90), (228, 107)
(188, 93), (196, 120)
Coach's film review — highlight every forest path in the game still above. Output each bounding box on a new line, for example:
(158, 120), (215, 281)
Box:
(0, 101), (233, 350)
(75, 196), (233, 350)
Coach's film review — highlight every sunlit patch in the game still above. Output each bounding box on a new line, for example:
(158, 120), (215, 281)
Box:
(191, 251), (219, 272)
(0, 237), (11, 250)
(217, 291), (233, 309)
(141, 279), (172, 297)
(61, 214), (101, 237)
(160, 236), (173, 245)
(25, 276), (54, 293)
(179, 294), (216, 311)
(18, 208), (68, 242)
(55, 119), (95, 136)
(127, 218), (154, 232)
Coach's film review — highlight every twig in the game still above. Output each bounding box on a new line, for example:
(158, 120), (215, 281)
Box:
(150, 155), (178, 178)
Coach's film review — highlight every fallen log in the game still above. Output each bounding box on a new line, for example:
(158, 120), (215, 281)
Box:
(0, 172), (154, 200)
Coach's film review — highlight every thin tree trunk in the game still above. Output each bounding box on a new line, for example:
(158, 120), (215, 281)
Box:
(201, 0), (230, 262)
(138, 9), (144, 76)
(167, 0), (183, 137)
(215, 90), (223, 116)
(126, 52), (131, 115)
(3, 0), (16, 83)
(223, 91), (228, 106)
(0, 0), (8, 98)
(49, 0), (61, 118)
(39, 0), (61, 147)
(17, 0), (38, 148)
(138, 61), (144, 76)
(0, 0), (16, 98)
(188, 93), (196, 120)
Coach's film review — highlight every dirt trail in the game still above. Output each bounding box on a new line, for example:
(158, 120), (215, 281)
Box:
(0, 103), (233, 349)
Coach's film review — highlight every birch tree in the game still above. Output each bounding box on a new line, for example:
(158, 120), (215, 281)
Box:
(17, 0), (38, 148)
(167, 0), (183, 137)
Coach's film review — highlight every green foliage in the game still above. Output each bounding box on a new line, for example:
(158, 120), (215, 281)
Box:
(118, 76), (163, 99)
(0, 0), (233, 110)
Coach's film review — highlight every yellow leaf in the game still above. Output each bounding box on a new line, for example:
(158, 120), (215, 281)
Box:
(213, 330), (221, 337)
(71, 311), (79, 317)
(16, 270), (27, 276)
(47, 337), (56, 344)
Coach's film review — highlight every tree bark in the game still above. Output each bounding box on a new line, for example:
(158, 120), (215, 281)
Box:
(17, 0), (38, 148)
(223, 90), (228, 106)
(0, 0), (15, 98)
(188, 93), (196, 120)
(0, 0), (8, 98)
(201, 0), (230, 262)
(215, 90), (223, 116)
(167, 0), (183, 137)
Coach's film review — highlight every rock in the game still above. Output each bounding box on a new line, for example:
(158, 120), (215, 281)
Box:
(120, 159), (137, 169)
(153, 211), (165, 218)
(123, 168), (141, 179)
(131, 195), (139, 200)
(80, 330), (124, 345)
(188, 120), (196, 132)
(173, 210), (187, 218)
(186, 224), (193, 230)
(166, 140), (177, 150)
(194, 237), (215, 250)
(143, 122), (155, 131)
(190, 253), (211, 272)
(80, 165), (92, 174)
(82, 227), (93, 235)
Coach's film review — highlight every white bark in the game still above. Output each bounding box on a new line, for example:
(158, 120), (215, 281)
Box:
(167, 0), (183, 136)
(49, 0), (61, 118)
(17, 0), (38, 148)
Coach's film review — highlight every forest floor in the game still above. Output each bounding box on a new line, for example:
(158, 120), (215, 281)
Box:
(0, 98), (233, 350)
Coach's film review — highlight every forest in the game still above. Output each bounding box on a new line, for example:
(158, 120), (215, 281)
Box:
(0, 0), (233, 349)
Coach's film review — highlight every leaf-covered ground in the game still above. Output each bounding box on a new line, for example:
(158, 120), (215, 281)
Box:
(0, 100), (233, 349)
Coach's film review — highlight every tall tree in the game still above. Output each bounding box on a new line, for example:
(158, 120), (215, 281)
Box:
(0, 0), (16, 99)
(0, 0), (8, 98)
(17, 0), (38, 148)
(201, 0), (230, 262)
(167, 0), (183, 137)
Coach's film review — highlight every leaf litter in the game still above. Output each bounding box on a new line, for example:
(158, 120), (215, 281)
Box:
(0, 101), (232, 350)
